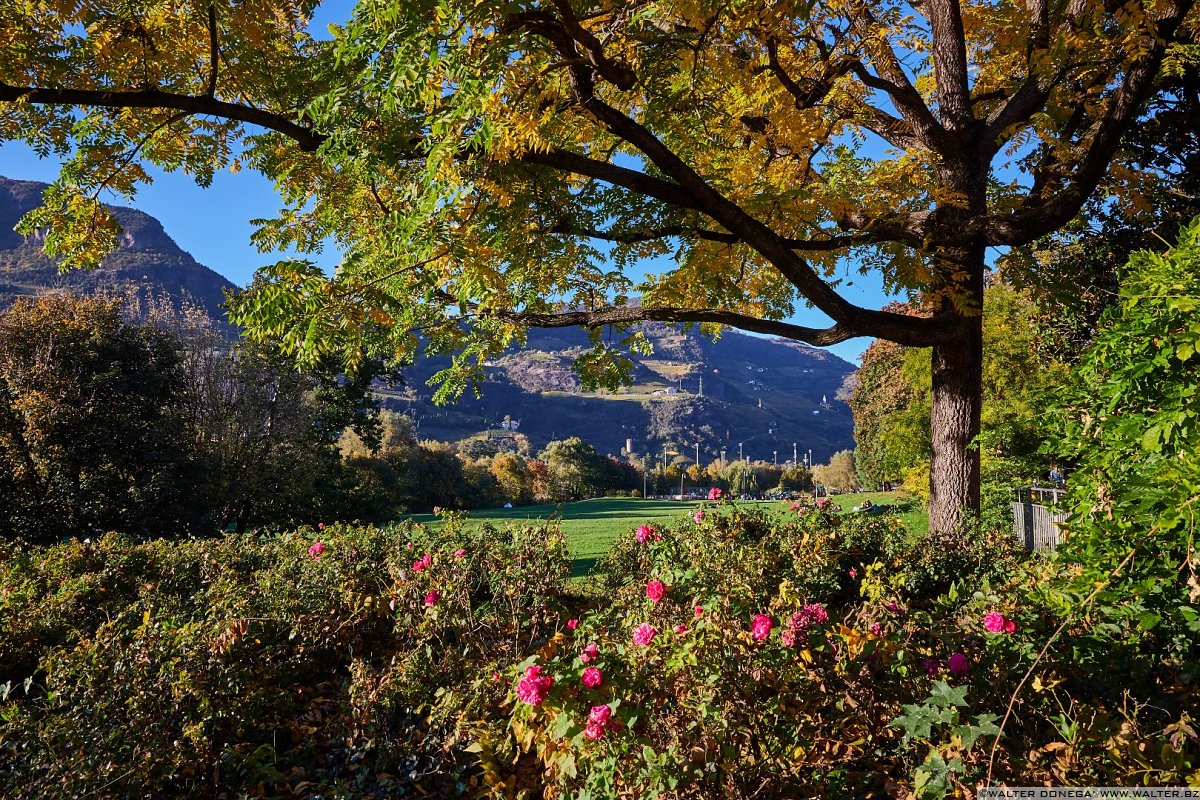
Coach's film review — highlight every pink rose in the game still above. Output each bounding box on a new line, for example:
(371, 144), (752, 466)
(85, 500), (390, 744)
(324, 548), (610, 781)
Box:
(492, 671), (502, 682)
(791, 603), (829, 628)
(567, 618), (579, 631)
(517, 665), (555, 705)
(422, 552), (432, 569)
(707, 487), (725, 500)
(588, 703), (612, 726)
(781, 628), (797, 648)
(886, 602), (900, 613)
(636, 524), (655, 543)
(674, 624), (688, 634)
(412, 559), (425, 572)
(948, 652), (970, 676)
(693, 509), (704, 523)
(317, 522), (325, 530)
(584, 703), (621, 739)
(424, 589), (440, 606)
(454, 548), (466, 558)
(580, 643), (600, 663)
(308, 541), (326, 559)
(645, 580), (666, 603)
(694, 605), (704, 619)
(581, 667), (603, 689)
(816, 497), (833, 510)
(869, 622), (883, 636)
(751, 614), (774, 641)
(983, 612), (1006, 633)
(848, 568), (857, 579)
(1003, 619), (1017, 634)
(633, 623), (657, 646)
(406, 542), (414, 550)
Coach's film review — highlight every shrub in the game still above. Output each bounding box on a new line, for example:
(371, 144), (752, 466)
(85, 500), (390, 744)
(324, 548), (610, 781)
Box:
(0, 520), (571, 798)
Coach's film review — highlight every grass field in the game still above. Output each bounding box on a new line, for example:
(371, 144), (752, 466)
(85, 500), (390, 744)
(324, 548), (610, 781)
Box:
(405, 492), (927, 575)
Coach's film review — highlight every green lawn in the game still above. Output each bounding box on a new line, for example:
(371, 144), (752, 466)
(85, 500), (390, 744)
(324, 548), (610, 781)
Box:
(405, 492), (926, 575)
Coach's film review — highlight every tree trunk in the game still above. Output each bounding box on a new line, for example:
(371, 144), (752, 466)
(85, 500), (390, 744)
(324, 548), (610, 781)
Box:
(927, 307), (984, 536)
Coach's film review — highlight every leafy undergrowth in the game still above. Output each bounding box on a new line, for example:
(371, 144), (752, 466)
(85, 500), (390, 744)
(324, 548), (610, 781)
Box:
(1, 497), (1196, 799)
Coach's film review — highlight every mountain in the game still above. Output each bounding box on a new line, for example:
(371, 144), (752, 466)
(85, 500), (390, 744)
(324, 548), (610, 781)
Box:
(384, 324), (857, 464)
(0, 174), (856, 462)
(0, 176), (236, 323)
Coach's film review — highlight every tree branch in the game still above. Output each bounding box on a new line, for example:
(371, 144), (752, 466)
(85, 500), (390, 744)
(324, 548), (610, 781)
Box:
(0, 82), (325, 151)
(545, 219), (873, 250)
(982, 0), (1196, 245)
(206, 4), (220, 97)
(458, 299), (949, 347)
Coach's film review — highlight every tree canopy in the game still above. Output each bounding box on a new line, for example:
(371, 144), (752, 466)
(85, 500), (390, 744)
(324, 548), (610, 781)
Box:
(2, 0), (1196, 531)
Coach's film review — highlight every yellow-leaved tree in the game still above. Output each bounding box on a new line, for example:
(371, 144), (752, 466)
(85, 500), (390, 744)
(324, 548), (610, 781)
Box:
(1, 0), (1196, 533)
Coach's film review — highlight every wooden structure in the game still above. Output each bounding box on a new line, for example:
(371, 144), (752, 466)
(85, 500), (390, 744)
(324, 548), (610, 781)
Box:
(1012, 487), (1067, 550)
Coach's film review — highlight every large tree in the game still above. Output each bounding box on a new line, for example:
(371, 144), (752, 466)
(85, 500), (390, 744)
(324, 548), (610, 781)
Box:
(1, 0), (1195, 533)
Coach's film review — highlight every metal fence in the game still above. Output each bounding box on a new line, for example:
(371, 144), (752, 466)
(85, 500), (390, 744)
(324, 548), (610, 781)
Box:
(1012, 487), (1067, 551)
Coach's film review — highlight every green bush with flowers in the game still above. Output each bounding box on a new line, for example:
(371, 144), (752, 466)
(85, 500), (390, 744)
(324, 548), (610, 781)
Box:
(0, 520), (572, 798)
(2, 483), (1197, 798)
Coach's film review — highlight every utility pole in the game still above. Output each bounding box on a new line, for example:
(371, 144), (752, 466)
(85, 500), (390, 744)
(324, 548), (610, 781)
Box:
(793, 442), (798, 465)
(695, 442), (700, 467)
(773, 450), (777, 466)
(720, 447), (726, 466)
(698, 374), (703, 398)
(739, 441), (743, 462)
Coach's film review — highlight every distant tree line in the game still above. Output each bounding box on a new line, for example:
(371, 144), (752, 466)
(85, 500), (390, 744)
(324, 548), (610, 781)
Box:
(0, 294), (385, 543)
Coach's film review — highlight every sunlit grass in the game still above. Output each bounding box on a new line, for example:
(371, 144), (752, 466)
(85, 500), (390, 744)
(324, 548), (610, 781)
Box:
(404, 492), (926, 576)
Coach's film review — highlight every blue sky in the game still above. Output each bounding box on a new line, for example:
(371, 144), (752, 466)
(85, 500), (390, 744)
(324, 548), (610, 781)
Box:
(0, 0), (899, 365)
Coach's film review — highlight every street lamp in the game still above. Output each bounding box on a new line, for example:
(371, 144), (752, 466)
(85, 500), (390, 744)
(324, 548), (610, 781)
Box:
(773, 450), (778, 466)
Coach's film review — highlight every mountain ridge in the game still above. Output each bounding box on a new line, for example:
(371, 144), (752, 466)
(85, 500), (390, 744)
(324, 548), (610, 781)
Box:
(0, 174), (856, 461)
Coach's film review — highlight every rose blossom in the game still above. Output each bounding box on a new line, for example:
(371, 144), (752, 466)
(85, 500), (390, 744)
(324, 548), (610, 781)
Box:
(580, 643), (600, 663)
(948, 652), (970, 676)
(645, 580), (666, 603)
(636, 524), (656, 543)
(674, 624), (688, 634)
(790, 603), (829, 631)
(848, 568), (857, 579)
(707, 487), (724, 500)
(869, 622), (883, 636)
(693, 509), (704, 523)
(412, 559), (425, 572)
(567, 618), (579, 631)
(751, 614), (774, 641)
(421, 552), (432, 569)
(633, 623), (657, 646)
(317, 522), (325, 530)
(424, 589), (440, 606)
(984, 611), (1017, 634)
(780, 628), (797, 648)
(308, 541), (326, 558)
(517, 665), (555, 706)
(454, 548), (466, 558)
(584, 703), (622, 739)
(581, 667), (603, 689)
(694, 605), (704, 619)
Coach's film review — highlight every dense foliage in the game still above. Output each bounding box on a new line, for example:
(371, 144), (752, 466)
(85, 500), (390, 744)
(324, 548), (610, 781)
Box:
(5, 491), (1195, 798)
(0, 294), (384, 541)
(1043, 217), (1200, 688)
(0, 295), (197, 539)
